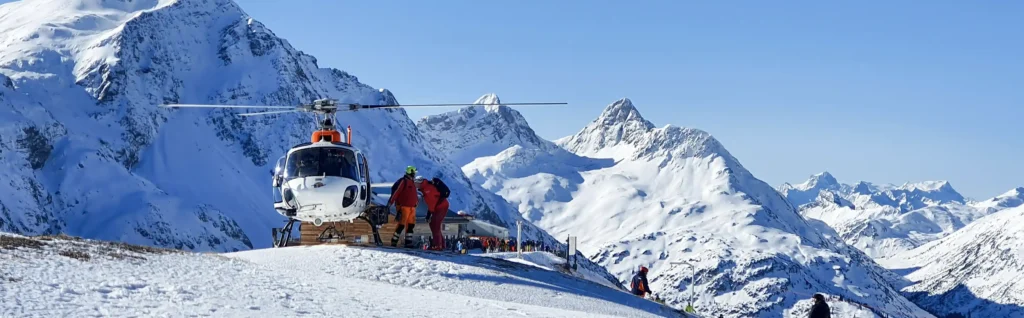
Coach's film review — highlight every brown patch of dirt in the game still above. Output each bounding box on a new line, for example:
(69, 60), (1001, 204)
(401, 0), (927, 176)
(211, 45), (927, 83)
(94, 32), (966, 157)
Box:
(0, 235), (46, 250)
(58, 249), (91, 261)
(37, 234), (84, 242)
(103, 241), (178, 255)
(107, 252), (147, 261)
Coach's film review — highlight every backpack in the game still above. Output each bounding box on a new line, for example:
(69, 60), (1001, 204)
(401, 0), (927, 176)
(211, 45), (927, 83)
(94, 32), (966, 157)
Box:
(432, 177), (451, 200)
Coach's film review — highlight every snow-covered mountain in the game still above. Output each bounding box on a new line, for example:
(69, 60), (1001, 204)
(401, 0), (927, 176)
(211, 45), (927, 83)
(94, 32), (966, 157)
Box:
(417, 93), (554, 166)
(1, 232), (687, 317)
(973, 187), (1024, 212)
(877, 205), (1024, 317)
(781, 173), (1020, 258)
(0, 0), (564, 254)
(780, 173), (966, 212)
(426, 98), (932, 317)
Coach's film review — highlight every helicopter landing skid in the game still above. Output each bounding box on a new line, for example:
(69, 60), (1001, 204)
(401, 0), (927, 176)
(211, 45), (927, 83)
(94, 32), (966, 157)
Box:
(360, 206), (389, 247)
(272, 219), (298, 248)
(316, 225), (344, 243)
(359, 215), (384, 247)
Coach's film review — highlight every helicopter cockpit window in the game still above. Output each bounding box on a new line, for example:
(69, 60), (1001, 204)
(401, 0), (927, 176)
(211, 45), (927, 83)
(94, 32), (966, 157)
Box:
(273, 156), (286, 177)
(284, 147), (360, 180)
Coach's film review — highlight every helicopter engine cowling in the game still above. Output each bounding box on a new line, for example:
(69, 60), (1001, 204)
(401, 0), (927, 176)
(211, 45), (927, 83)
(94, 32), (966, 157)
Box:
(281, 176), (366, 223)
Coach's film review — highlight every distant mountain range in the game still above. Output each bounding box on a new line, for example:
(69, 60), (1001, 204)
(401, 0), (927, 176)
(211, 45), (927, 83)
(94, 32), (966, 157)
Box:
(779, 172), (1023, 259)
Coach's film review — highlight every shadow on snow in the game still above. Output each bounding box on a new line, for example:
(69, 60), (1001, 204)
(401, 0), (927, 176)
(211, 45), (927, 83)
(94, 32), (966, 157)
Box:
(359, 246), (685, 317)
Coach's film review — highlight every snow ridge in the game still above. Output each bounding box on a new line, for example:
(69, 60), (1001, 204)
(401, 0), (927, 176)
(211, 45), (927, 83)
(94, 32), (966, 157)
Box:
(877, 205), (1024, 317)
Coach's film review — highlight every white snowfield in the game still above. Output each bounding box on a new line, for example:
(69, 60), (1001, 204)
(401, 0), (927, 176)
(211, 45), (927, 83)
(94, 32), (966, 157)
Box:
(1, 233), (685, 318)
(480, 251), (623, 290)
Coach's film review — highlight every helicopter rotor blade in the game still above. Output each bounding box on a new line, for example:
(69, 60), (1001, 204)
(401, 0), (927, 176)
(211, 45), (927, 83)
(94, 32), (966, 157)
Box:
(160, 104), (298, 109)
(348, 102), (567, 111)
(376, 102), (566, 107)
(237, 110), (304, 117)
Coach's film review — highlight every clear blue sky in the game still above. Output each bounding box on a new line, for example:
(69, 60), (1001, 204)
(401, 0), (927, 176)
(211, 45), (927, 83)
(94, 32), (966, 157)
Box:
(6, 0), (1023, 199)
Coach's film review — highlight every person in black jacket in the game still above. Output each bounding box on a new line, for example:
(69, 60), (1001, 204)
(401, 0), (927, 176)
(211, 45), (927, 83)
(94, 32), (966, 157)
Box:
(630, 266), (652, 297)
(809, 293), (831, 318)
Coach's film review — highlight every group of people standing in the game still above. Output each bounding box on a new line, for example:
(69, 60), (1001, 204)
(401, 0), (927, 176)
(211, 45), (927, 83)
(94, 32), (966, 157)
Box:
(475, 238), (551, 254)
(387, 165), (451, 250)
(419, 236), (469, 253)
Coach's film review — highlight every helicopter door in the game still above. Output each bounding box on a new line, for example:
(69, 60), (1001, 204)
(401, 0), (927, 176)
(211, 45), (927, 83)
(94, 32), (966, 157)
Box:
(272, 156), (285, 203)
(357, 153), (368, 201)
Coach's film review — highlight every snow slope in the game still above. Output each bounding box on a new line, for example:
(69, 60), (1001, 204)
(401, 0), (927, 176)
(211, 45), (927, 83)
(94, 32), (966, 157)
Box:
(877, 206), (1024, 317)
(482, 251), (623, 290)
(439, 98), (931, 317)
(0, 0), (562, 254)
(782, 172), (1021, 258)
(1, 233), (685, 317)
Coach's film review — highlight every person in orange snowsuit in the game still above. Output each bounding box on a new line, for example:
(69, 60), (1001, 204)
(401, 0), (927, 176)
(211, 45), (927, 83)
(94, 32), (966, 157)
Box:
(389, 167), (419, 247)
(417, 176), (449, 251)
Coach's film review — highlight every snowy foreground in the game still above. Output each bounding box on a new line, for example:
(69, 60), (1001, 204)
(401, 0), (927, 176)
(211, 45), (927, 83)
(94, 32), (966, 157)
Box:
(1, 234), (685, 317)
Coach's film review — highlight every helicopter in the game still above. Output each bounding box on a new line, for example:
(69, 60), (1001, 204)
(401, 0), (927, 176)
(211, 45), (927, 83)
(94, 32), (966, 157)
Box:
(159, 94), (565, 247)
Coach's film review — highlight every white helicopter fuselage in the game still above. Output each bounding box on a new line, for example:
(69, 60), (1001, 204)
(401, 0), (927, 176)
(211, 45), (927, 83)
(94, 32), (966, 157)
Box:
(273, 140), (371, 225)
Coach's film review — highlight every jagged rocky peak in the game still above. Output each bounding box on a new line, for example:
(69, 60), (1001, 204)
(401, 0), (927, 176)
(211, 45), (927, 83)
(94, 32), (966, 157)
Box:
(595, 98), (653, 128)
(779, 171), (844, 208)
(378, 88), (399, 105)
(416, 93), (550, 166)
(558, 98), (660, 157)
(814, 189), (855, 209)
(852, 181), (876, 195)
(786, 171), (835, 192)
(474, 93), (502, 111)
(457, 93), (524, 121)
(802, 171), (840, 190)
(893, 180), (965, 206)
(899, 180), (955, 192)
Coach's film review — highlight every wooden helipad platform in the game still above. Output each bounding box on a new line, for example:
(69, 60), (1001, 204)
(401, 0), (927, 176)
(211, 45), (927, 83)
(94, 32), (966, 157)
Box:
(297, 212), (470, 247)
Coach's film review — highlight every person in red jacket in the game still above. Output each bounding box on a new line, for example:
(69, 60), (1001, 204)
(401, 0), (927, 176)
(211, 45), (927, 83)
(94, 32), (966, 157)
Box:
(389, 166), (419, 247)
(417, 176), (449, 251)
